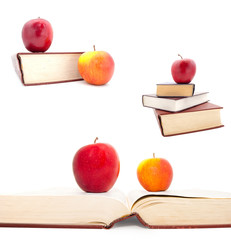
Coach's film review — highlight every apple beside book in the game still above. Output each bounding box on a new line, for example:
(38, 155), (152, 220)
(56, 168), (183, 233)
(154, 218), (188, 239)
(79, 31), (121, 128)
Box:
(78, 46), (115, 85)
(72, 138), (120, 193)
(22, 18), (53, 52)
(171, 54), (196, 84)
(137, 154), (173, 192)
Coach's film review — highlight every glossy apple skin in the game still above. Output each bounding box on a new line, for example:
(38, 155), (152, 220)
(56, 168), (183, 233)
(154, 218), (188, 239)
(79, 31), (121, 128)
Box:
(171, 57), (196, 84)
(78, 50), (115, 85)
(22, 18), (53, 52)
(137, 157), (173, 192)
(73, 142), (120, 193)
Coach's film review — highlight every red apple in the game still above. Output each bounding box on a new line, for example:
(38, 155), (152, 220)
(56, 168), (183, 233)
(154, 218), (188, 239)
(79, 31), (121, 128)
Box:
(171, 54), (196, 84)
(22, 18), (53, 52)
(72, 138), (120, 193)
(78, 45), (115, 85)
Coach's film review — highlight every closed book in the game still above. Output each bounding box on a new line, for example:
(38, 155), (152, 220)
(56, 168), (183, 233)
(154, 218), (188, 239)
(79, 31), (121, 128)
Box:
(1, 188), (231, 229)
(13, 52), (84, 86)
(154, 102), (224, 137)
(142, 92), (208, 112)
(156, 83), (195, 97)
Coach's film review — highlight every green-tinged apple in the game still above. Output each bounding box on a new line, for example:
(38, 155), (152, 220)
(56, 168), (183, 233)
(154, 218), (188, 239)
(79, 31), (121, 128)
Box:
(78, 46), (115, 85)
(72, 138), (120, 193)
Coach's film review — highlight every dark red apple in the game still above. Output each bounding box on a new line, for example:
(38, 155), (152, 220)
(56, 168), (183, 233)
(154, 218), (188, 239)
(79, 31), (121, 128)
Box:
(22, 18), (53, 52)
(72, 138), (120, 193)
(171, 54), (196, 84)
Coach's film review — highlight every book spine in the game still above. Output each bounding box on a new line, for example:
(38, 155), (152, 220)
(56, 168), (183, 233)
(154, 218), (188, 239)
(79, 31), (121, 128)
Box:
(153, 110), (165, 136)
(11, 54), (25, 85)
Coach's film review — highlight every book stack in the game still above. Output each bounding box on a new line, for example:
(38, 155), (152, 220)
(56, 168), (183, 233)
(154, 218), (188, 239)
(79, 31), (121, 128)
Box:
(142, 83), (224, 137)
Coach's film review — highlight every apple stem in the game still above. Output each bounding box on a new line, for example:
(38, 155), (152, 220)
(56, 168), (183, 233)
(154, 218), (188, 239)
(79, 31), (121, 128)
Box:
(93, 45), (96, 51)
(153, 153), (155, 158)
(94, 137), (98, 144)
(178, 54), (183, 59)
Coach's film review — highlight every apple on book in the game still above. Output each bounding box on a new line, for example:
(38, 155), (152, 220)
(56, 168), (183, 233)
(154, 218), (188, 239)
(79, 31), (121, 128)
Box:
(72, 138), (120, 193)
(78, 45), (115, 85)
(171, 54), (196, 84)
(22, 18), (53, 52)
(137, 154), (173, 192)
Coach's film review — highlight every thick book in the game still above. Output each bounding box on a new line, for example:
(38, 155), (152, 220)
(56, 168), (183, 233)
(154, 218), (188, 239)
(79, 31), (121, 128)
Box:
(154, 102), (224, 137)
(0, 188), (231, 229)
(13, 52), (84, 86)
(156, 83), (195, 97)
(142, 92), (208, 112)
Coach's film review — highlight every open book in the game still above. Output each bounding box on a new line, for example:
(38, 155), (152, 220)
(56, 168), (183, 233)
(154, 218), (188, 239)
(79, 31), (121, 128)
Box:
(1, 188), (231, 229)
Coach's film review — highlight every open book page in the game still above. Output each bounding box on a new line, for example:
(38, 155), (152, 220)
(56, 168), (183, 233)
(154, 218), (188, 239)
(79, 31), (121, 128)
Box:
(0, 188), (130, 227)
(127, 189), (231, 210)
(127, 189), (231, 227)
(12, 187), (129, 206)
(16, 187), (130, 212)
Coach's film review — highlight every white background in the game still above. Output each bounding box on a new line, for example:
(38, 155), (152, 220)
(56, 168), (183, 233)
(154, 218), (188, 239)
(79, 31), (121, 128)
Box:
(1, 0), (231, 239)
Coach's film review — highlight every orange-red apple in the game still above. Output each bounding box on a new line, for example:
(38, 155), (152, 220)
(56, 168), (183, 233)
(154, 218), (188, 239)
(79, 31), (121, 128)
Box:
(72, 138), (120, 193)
(137, 154), (173, 192)
(78, 46), (115, 85)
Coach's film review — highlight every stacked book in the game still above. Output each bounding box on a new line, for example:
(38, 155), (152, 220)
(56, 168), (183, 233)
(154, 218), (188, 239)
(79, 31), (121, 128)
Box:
(13, 52), (84, 86)
(142, 83), (224, 137)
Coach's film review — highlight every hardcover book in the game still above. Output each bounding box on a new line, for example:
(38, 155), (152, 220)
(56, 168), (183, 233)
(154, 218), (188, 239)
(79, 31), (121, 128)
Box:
(154, 102), (224, 137)
(12, 52), (84, 86)
(0, 188), (231, 229)
(156, 83), (195, 97)
(142, 92), (208, 112)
